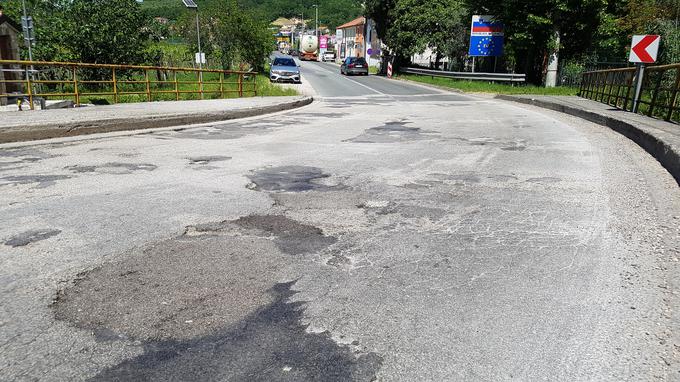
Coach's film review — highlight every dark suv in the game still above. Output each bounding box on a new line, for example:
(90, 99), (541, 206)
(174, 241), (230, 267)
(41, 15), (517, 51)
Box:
(340, 57), (369, 76)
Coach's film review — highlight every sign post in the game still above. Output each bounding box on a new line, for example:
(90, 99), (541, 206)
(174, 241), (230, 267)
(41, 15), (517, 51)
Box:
(629, 35), (660, 113)
(468, 15), (504, 73)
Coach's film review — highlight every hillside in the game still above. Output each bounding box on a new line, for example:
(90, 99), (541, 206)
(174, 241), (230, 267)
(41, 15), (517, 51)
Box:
(141, 0), (362, 29)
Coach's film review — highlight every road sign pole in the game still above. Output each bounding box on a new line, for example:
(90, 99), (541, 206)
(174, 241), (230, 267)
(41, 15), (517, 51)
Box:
(21, 0), (35, 109)
(195, 8), (203, 99)
(627, 34), (660, 113)
(632, 63), (645, 113)
(472, 57), (476, 73)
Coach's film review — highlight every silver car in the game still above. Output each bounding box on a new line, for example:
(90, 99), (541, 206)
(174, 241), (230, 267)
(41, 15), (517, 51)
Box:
(269, 56), (301, 83)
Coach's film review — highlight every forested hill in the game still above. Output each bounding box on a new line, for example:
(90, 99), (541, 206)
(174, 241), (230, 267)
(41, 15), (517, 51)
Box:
(141, 0), (362, 29)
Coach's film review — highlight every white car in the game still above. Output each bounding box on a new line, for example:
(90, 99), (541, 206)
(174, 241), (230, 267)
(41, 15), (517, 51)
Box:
(322, 52), (336, 62)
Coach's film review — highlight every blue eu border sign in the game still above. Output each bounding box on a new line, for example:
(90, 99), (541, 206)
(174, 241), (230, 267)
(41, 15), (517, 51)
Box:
(468, 15), (504, 57)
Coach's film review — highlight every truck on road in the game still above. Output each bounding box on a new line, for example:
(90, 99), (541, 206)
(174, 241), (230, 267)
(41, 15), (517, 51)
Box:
(299, 35), (319, 61)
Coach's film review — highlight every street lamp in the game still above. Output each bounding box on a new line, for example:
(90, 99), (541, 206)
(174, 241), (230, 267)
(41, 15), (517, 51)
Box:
(312, 4), (318, 40)
(182, 0), (202, 69)
(182, 0), (203, 97)
(20, 0), (33, 62)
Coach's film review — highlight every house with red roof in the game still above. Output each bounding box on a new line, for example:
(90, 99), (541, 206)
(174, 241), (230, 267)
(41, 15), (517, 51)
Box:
(335, 16), (382, 68)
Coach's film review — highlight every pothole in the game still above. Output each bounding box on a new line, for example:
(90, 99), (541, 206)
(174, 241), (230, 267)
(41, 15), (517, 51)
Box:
(247, 166), (335, 192)
(185, 214), (338, 256)
(64, 163), (157, 174)
(526, 177), (562, 184)
(188, 156), (232, 166)
(0, 175), (71, 188)
(233, 215), (338, 255)
(4, 229), (61, 247)
(345, 120), (439, 143)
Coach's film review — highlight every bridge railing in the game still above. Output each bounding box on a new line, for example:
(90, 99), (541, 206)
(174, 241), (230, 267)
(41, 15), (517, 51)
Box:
(402, 67), (526, 83)
(0, 60), (258, 110)
(579, 63), (680, 123)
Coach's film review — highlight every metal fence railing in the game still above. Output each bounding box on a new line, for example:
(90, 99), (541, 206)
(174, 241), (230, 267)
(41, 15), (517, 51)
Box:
(579, 63), (680, 123)
(402, 67), (526, 83)
(0, 60), (258, 110)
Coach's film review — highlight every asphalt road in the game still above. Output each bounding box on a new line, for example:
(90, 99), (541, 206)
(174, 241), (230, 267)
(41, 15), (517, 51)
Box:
(1, 62), (679, 381)
(299, 61), (440, 97)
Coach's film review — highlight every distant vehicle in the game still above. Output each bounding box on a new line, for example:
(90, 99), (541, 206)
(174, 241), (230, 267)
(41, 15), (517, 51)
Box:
(340, 57), (369, 76)
(278, 41), (290, 55)
(269, 56), (301, 83)
(322, 51), (335, 62)
(299, 35), (318, 61)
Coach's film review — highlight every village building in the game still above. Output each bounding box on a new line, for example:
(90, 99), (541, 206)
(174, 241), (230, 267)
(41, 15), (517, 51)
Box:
(0, 9), (21, 106)
(335, 17), (381, 68)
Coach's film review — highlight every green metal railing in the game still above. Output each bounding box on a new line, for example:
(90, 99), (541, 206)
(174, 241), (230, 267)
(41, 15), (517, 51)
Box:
(0, 60), (258, 109)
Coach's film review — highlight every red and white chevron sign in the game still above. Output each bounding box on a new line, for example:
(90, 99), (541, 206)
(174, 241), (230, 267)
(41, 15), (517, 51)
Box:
(629, 35), (661, 63)
(387, 62), (393, 78)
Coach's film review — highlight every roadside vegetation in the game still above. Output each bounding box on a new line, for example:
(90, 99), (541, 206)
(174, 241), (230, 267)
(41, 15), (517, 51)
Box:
(0, 0), (301, 100)
(366, 0), (680, 86)
(399, 75), (579, 95)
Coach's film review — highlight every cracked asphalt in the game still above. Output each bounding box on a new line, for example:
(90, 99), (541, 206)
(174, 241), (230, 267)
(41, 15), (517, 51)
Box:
(1, 61), (679, 381)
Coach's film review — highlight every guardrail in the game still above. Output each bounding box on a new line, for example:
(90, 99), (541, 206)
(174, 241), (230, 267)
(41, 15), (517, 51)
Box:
(579, 63), (680, 123)
(402, 67), (526, 83)
(0, 60), (258, 110)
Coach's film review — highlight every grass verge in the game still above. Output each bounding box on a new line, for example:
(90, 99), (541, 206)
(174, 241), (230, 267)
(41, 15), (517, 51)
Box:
(399, 74), (579, 96)
(256, 75), (300, 97)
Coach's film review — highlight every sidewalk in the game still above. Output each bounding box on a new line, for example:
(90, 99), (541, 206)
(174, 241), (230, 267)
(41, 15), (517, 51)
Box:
(0, 96), (313, 144)
(497, 95), (680, 185)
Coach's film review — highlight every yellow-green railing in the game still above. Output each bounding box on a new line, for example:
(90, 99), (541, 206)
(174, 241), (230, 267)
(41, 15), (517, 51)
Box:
(579, 63), (680, 123)
(0, 60), (258, 109)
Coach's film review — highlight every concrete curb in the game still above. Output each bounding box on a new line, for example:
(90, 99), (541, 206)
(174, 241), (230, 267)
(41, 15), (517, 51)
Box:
(497, 95), (680, 185)
(0, 96), (314, 144)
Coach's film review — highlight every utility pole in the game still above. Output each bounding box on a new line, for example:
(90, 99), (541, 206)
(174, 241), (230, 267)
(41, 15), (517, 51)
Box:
(315, 5), (318, 40)
(21, 0), (33, 62)
(182, 0), (203, 98)
(21, 0), (35, 109)
(195, 9), (202, 71)
(300, 11), (304, 51)
(312, 4), (318, 61)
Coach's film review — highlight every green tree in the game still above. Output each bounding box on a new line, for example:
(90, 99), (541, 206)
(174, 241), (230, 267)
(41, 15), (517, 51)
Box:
(615, 0), (680, 64)
(65, 0), (150, 65)
(180, 0), (272, 71)
(465, 0), (608, 84)
(364, 0), (397, 42)
(384, 0), (468, 69)
(1, 0), (74, 61)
